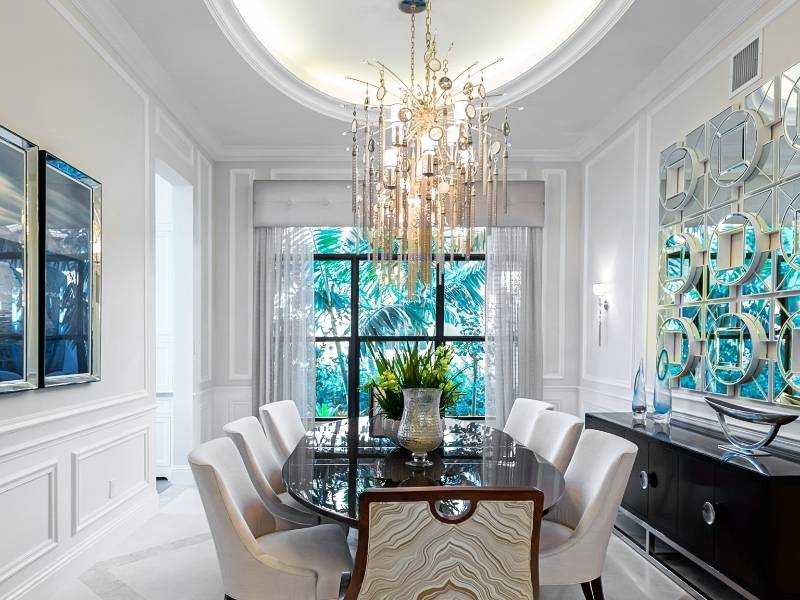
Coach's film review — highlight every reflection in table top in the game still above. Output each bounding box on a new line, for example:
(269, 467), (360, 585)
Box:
(282, 417), (566, 527)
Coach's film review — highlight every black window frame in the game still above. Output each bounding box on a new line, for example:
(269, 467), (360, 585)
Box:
(314, 249), (487, 425)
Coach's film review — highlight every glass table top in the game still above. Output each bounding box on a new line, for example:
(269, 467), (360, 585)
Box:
(282, 417), (566, 527)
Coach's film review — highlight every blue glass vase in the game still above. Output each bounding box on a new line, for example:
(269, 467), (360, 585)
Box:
(653, 349), (672, 423)
(632, 358), (646, 421)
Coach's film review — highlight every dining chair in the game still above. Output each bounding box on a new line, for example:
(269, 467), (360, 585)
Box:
(259, 400), (306, 464)
(539, 429), (638, 600)
(223, 416), (321, 529)
(189, 437), (352, 600)
(503, 397), (554, 446)
(345, 486), (544, 600)
(523, 410), (584, 473)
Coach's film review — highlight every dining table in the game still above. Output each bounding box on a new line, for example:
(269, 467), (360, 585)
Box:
(281, 417), (567, 528)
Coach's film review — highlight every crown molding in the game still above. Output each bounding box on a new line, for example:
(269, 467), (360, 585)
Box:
(204, 0), (634, 122)
(574, 0), (772, 161)
(68, 0), (222, 158)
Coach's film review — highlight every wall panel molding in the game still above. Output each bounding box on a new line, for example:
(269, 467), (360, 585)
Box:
(0, 463), (58, 585)
(155, 106), (195, 167)
(197, 152), (214, 386)
(227, 169), (255, 382)
(71, 428), (150, 535)
(542, 169), (568, 381)
(580, 125), (639, 390)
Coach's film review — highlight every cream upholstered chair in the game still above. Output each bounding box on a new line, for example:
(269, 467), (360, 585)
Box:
(539, 429), (638, 600)
(259, 400), (306, 464)
(189, 438), (352, 600)
(345, 487), (544, 600)
(523, 410), (584, 473)
(503, 397), (554, 445)
(223, 417), (321, 529)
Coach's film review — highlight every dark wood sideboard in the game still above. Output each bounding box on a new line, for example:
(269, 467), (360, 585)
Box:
(586, 412), (800, 600)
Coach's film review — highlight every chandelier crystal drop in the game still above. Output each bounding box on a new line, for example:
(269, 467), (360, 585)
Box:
(348, 0), (512, 295)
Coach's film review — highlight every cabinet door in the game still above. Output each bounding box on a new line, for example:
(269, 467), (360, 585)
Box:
(586, 417), (649, 518)
(648, 442), (678, 538)
(714, 464), (766, 596)
(677, 453), (715, 562)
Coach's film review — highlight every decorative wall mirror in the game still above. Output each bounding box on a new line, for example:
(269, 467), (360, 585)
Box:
(778, 310), (800, 393)
(783, 71), (800, 149)
(39, 152), (101, 386)
(659, 146), (701, 211)
(658, 317), (700, 379)
(708, 212), (769, 285)
(0, 126), (38, 392)
(706, 312), (766, 386)
(658, 232), (703, 294)
(709, 109), (767, 188)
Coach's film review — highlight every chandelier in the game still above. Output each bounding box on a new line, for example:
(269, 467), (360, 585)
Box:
(348, 0), (512, 294)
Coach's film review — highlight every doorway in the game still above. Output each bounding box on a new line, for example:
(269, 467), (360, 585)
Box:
(154, 162), (194, 483)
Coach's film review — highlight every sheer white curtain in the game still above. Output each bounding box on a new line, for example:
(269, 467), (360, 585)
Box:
(253, 227), (315, 427)
(485, 227), (544, 430)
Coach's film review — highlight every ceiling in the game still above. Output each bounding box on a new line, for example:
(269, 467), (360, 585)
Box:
(228, 0), (604, 104)
(100, 0), (733, 161)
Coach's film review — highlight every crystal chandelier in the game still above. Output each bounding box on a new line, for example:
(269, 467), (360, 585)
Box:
(348, 0), (512, 294)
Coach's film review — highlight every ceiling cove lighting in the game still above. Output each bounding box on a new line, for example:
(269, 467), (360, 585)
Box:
(348, 0), (515, 295)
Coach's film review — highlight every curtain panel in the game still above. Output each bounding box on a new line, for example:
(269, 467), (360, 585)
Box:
(253, 227), (315, 426)
(485, 227), (544, 430)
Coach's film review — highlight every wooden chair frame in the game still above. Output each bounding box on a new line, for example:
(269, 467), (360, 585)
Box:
(345, 486), (544, 600)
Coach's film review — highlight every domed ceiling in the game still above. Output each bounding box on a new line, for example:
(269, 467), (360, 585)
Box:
(212, 0), (609, 115)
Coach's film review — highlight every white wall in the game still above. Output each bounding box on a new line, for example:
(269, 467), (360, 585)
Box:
(0, 1), (214, 597)
(212, 159), (583, 426)
(578, 0), (800, 442)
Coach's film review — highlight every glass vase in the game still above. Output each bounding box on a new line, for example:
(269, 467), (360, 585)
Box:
(653, 348), (672, 423)
(632, 358), (646, 421)
(398, 388), (444, 468)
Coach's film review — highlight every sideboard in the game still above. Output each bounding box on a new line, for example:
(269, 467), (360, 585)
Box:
(586, 412), (800, 600)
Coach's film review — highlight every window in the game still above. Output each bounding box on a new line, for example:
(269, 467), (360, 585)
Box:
(313, 227), (486, 419)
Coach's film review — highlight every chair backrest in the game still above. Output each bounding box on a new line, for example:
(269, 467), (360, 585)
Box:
(523, 410), (584, 473)
(503, 398), (554, 445)
(259, 400), (306, 463)
(346, 487), (543, 600)
(545, 429), (637, 575)
(189, 438), (277, 575)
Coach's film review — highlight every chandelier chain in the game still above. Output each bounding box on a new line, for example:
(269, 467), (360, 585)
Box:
(410, 3), (416, 92)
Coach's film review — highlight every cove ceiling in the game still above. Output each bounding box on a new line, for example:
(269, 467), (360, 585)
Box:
(227, 0), (603, 105)
(104, 0), (729, 157)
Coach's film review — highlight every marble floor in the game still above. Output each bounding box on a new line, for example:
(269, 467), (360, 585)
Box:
(50, 485), (694, 600)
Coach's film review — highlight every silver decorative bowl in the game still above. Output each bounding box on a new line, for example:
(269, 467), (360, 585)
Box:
(704, 397), (799, 456)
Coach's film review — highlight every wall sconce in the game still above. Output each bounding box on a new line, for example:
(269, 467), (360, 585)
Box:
(593, 283), (609, 346)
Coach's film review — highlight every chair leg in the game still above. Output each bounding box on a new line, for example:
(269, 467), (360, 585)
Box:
(580, 581), (594, 600)
(589, 577), (604, 600)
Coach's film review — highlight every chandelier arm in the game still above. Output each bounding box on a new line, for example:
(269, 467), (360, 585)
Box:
(372, 61), (415, 96)
(448, 61), (479, 85)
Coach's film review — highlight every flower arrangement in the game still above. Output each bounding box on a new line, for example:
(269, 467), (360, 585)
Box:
(364, 342), (463, 421)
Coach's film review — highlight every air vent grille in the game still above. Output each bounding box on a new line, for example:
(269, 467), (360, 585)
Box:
(731, 38), (760, 94)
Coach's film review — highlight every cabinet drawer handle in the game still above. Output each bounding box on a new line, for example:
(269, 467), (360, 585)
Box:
(639, 470), (649, 490)
(702, 502), (716, 526)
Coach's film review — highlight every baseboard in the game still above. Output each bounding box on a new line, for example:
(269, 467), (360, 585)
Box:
(165, 465), (194, 486)
(4, 486), (159, 600)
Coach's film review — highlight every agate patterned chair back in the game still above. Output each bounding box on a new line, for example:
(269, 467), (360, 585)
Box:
(346, 487), (544, 600)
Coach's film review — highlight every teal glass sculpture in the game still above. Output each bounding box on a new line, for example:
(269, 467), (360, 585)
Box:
(653, 348), (673, 423)
(632, 358), (647, 420)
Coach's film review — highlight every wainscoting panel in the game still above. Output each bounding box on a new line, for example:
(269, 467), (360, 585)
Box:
(0, 463), (57, 585)
(71, 428), (150, 535)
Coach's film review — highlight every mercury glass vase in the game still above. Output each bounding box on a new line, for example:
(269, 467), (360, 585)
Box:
(397, 388), (444, 468)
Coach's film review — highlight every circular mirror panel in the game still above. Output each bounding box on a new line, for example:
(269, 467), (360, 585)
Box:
(706, 313), (765, 386)
(708, 212), (768, 285)
(785, 74), (800, 149)
(658, 233), (702, 294)
(778, 311), (800, 393)
(779, 201), (800, 270)
(709, 110), (766, 188)
(658, 317), (700, 379)
(659, 146), (700, 211)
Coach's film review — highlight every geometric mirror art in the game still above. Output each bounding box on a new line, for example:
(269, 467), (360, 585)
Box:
(656, 61), (800, 405)
(40, 152), (101, 387)
(0, 126), (39, 392)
